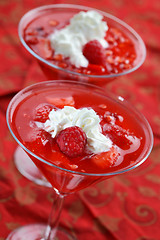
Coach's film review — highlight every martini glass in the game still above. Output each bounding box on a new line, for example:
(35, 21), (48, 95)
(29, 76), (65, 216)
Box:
(6, 80), (153, 239)
(19, 4), (146, 85)
(16, 4), (146, 186)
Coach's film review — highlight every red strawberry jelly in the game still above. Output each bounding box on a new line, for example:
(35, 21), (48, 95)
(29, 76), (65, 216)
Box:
(23, 10), (137, 76)
(12, 83), (147, 175)
(9, 82), (152, 194)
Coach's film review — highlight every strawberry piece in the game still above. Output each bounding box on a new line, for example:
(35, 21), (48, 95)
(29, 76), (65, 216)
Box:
(91, 147), (119, 169)
(25, 35), (38, 45)
(88, 64), (105, 74)
(34, 104), (54, 123)
(49, 151), (78, 171)
(83, 40), (106, 65)
(53, 54), (63, 61)
(56, 126), (87, 158)
(46, 96), (75, 108)
(28, 129), (52, 154)
(103, 125), (132, 150)
(36, 39), (53, 59)
(25, 28), (38, 36)
(49, 20), (59, 27)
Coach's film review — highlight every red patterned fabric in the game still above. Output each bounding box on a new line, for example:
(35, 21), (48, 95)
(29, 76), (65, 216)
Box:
(0, 0), (160, 239)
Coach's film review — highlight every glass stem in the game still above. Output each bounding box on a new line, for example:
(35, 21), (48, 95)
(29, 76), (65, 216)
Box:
(41, 191), (65, 240)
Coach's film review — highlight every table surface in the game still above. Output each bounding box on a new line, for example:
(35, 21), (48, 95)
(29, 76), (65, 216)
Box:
(0, 0), (160, 239)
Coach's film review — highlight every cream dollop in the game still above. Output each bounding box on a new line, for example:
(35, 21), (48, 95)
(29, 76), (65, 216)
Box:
(44, 106), (112, 154)
(49, 10), (108, 68)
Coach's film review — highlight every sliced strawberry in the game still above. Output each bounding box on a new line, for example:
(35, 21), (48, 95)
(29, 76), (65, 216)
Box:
(103, 125), (132, 150)
(48, 151), (78, 171)
(25, 35), (38, 45)
(53, 54), (63, 61)
(28, 128), (52, 154)
(91, 147), (119, 169)
(88, 64), (105, 74)
(49, 20), (59, 27)
(56, 126), (87, 158)
(34, 103), (54, 123)
(25, 28), (38, 36)
(46, 96), (75, 108)
(36, 38), (53, 59)
(83, 40), (106, 65)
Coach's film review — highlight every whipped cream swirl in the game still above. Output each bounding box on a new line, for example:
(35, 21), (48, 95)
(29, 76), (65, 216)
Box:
(49, 10), (108, 68)
(44, 106), (112, 154)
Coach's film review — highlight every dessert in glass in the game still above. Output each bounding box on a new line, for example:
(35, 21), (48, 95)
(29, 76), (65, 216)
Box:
(19, 4), (146, 85)
(16, 4), (147, 186)
(6, 80), (153, 240)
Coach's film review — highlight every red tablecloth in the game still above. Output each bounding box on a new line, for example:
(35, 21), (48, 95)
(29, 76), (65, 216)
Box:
(0, 0), (160, 239)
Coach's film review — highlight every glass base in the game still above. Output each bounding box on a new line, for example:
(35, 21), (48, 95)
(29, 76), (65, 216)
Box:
(6, 224), (76, 240)
(14, 146), (51, 187)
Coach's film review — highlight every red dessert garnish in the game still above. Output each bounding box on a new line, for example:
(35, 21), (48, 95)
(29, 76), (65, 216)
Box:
(46, 96), (75, 108)
(56, 126), (87, 158)
(49, 20), (59, 27)
(91, 147), (119, 168)
(29, 128), (52, 153)
(36, 39), (53, 59)
(83, 40), (106, 65)
(25, 35), (38, 45)
(23, 12), (137, 76)
(49, 151), (78, 171)
(34, 103), (53, 123)
(103, 124), (133, 150)
(88, 64), (105, 74)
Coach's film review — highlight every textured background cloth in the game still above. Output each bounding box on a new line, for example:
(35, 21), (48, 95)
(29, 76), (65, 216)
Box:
(0, 0), (160, 239)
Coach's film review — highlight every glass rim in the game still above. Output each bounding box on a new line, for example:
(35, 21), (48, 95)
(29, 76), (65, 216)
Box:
(6, 80), (153, 177)
(18, 3), (146, 79)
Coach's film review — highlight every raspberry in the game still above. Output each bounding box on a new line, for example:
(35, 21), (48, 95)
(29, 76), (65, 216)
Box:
(56, 126), (87, 158)
(34, 104), (54, 123)
(83, 40), (106, 65)
(91, 147), (119, 169)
